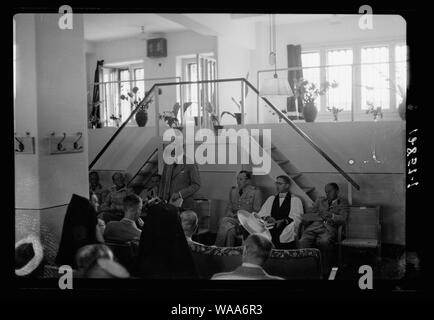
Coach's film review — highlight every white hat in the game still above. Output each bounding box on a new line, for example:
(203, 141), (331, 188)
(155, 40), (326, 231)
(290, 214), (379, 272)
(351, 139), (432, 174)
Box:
(15, 234), (44, 277)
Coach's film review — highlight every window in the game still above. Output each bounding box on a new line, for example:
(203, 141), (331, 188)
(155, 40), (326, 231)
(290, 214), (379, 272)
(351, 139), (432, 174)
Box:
(301, 51), (320, 86)
(185, 62), (198, 118)
(395, 44), (407, 107)
(361, 46), (390, 109)
(134, 68), (145, 97)
(326, 49), (353, 111)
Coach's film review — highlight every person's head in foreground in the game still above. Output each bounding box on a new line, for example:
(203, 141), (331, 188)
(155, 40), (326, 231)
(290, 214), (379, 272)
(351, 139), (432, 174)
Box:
(15, 234), (45, 277)
(275, 175), (291, 194)
(325, 182), (339, 202)
(242, 233), (273, 267)
(180, 210), (198, 241)
(75, 244), (114, 272)
(123, 194), (143, 221)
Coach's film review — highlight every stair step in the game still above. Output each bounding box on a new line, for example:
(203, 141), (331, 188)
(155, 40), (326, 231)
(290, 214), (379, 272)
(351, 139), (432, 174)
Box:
(289, 173), (302, 180)
(302, 187), (315, 194)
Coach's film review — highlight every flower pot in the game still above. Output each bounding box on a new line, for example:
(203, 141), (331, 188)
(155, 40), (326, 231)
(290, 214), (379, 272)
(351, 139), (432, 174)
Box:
(135, 109), (148, 127)
(234, 113), (242, 125)
(302, 102), (318, 122)
(194, 116), (203, 126)
(213, 125), (224, 136)
(398, 99), (406, 120)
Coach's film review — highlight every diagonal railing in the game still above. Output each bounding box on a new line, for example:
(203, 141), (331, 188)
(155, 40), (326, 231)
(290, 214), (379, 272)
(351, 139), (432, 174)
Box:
(89, 77), (360, 191)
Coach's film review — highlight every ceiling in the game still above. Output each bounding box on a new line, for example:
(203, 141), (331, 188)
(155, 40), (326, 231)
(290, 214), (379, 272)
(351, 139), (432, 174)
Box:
(84, 13), (337, 42)
(83, 14), (187, 42)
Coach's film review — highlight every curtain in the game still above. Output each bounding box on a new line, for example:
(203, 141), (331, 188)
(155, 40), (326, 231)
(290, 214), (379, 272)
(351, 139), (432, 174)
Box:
(286, 45), (303, 117)
(90, 60), (104, 128)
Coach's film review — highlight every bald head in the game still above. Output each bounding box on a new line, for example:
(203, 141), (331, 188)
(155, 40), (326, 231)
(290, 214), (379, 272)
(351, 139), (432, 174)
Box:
(180, 210), (198, 238)
(243, 234), (273, 266)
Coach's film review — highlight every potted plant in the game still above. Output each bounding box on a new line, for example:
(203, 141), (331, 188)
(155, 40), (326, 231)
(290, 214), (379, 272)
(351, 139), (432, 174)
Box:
(120, 87), (154, 127)
(327, 106), (344, 122)
(294, 78), (338, 122)
(159, 102), (192, 131)
(109, 114), (122, 127)
(365, 102), (383, 121)
(205, 102), (223, 135)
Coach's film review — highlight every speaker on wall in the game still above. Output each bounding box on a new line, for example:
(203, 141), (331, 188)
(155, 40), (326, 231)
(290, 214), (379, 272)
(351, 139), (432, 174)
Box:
(147, 38), (167, 58)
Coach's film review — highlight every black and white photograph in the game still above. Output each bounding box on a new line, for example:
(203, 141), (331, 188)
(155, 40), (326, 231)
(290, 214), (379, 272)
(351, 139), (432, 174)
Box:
(10, 4), (427, 304)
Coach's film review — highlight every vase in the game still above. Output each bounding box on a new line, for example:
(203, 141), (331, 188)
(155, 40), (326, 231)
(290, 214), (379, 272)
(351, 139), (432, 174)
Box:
(398, 99), (406, 120)
(302, 102), (318, 122)
(135, 109), (148, 127)
(194, 116), (203, 126)
(213, 125), (224, 136)
(234, 113), (242, 125)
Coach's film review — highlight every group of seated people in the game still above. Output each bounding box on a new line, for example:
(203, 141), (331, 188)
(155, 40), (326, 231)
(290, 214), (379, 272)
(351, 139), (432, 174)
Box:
(15, 164), (349, 279)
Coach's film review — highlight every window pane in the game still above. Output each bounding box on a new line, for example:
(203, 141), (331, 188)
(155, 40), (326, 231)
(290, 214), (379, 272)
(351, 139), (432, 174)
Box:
(361, 46), (390, 109)
(327, 49), (353, 111)
(301, 51), (320, 87)
(395, 45), (407, 107)
(134, 68), (145, 99)
(188, 63), (198, 117)
(119, 69), (130, 123)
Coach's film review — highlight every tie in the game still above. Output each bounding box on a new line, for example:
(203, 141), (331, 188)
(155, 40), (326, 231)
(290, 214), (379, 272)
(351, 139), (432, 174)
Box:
(239, 189), (243, 197)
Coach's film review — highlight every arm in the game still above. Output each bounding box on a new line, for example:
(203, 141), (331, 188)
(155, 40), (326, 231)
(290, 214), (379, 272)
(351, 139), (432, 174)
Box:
(178, 165), (201, 199)
(302, 199), (322, 223)
(256, 196), (273, 218)
(330, 198), (349, 225)
(225, 188), (235, 216)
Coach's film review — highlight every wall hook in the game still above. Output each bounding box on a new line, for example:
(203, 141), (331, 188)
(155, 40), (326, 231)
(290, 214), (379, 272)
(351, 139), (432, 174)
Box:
(15, 137), (24, 152)
(73, 132), (83, 150)
(57, 133), (67, 151)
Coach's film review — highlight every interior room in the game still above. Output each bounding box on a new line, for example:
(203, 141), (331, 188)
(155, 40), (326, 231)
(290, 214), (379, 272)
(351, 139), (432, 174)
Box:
(14, 13), (409, 281)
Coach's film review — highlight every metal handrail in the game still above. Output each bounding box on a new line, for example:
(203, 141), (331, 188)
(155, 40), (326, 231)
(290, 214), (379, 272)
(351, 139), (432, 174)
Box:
(89, 77), (360, 191)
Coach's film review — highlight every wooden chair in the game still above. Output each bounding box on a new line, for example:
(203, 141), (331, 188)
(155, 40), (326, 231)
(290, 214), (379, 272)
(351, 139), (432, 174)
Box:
(337, 206), (381, 265)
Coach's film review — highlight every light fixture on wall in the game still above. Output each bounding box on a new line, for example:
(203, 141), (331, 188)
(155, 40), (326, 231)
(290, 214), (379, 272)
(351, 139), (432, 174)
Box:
(259, 14), (293, 97)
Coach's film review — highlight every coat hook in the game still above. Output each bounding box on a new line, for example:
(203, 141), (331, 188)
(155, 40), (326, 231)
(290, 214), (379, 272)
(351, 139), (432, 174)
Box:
(73, 132), (83, 150)
(57, 133), (67, 151)
(15, 137), (24, 152)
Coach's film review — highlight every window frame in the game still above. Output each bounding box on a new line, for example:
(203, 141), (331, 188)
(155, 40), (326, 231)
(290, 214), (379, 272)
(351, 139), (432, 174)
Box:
(301, 40), (405, 122)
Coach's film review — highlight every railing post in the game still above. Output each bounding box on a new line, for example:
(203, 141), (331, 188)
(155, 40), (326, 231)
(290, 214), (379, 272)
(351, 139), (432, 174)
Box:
(241, 80), (245, 125)
(154, 86), (160, 138)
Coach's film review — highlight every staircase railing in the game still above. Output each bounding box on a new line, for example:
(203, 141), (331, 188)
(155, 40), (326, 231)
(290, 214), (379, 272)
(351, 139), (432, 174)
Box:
(89, 77), (360, 192)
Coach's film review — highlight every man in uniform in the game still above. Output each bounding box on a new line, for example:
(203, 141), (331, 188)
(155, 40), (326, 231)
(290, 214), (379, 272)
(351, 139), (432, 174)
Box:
(214, 171), (263, 247)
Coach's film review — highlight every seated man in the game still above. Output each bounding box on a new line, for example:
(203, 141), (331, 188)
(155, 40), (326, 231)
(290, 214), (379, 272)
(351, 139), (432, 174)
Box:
(104, 194), (143, 243)
(180, 210), (201, 245)
(255, 175), (303, 249)
(211, 234), (283, 280)
(89, 171), (109, 208)
(214, 171), (262, 247)
(298, 182), (349, 275)
(99, 172), (134, 223)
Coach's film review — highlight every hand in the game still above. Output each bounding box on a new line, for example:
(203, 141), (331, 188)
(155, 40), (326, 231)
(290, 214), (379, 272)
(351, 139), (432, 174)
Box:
(275, 219), (286, 229)
(170, 193), (180, 201)
(265, 216), (276, 224)
(319, 212), (332, 220)
(137, 217), (144, 228)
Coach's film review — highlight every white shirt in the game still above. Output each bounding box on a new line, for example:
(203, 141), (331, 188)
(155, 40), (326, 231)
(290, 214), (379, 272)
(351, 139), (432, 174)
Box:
(255, 194), (304, 243)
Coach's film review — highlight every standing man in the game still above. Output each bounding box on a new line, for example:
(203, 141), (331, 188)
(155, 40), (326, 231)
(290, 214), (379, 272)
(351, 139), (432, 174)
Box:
(255, 175), (304, 249)
(89, 171), (109, 208)
(214, 171), (263, 247)
(159, 158), (201, 210)
(298, 182), (349, 275)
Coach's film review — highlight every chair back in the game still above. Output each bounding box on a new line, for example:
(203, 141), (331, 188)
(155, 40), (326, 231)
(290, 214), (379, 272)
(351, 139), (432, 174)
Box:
(346, 206), (381, 240)
(193, 199), (211, 235)
(105, 241), (137, 272)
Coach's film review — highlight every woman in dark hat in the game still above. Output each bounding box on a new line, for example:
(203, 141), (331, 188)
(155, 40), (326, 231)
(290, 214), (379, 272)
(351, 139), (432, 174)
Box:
(135, 202), (198, 279)
(56, 194), (104, 268)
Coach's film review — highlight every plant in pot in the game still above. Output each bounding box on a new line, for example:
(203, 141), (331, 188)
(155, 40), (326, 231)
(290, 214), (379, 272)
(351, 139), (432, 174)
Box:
(159, 102), (192, 131)
(365, 102), (383, 121)
(294, 78), (338, 122)
(120, 87), (154, 127)
(327, 106), (344, 122)
(205, 102), (223, 135)
(109, 114), (122, 127)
